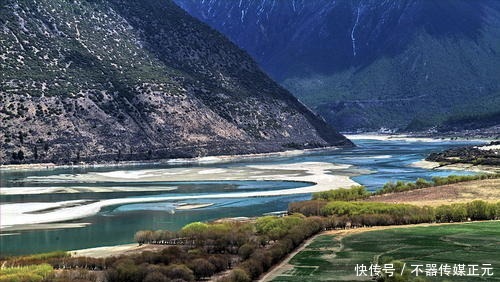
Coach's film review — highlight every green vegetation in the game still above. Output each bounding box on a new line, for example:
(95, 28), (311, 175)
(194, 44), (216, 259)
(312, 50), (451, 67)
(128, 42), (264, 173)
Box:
(322, 201), (433, 217)
(376, 174), (500, 195)
(272, 221), (500, 281)
(16, 251), (69, 261)
(291, 198), (499, 224)
(3, 175), (499, 282)
(0, 264), (54, 282)
(0, 251), (69, 268)
(254, 214), (305, 241)
(375, 178), (432, 194)
(431, 174), (498, 185)
(3, 199), (499, 281)
(310, 174), (500, 198)
(284, 28), (500, 131)
(312, 185), (370, 201)
(132, 199), (499, 281)
(439, 111), (500, 131)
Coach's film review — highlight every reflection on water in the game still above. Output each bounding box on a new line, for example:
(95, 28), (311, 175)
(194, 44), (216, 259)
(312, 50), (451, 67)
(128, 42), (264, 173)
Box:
(0, 138), (482, 255)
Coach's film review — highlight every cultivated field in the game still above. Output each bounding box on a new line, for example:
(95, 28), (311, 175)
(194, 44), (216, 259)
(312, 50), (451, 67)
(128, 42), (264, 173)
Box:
(366, 178), (500, 206)
(269, 221), (500, 281)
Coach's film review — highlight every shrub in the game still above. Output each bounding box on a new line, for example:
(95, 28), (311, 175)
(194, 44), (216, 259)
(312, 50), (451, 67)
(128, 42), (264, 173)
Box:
(254, 214), (304, 241)
(143, 271), (170, 282)
(466, 200), (490, 220)
(313, 185), (370, 201)
(0, 264), (54, 282)
(164, 264), (194, 281)
(221, 268), (251, 282)
(107, 258), (145, 282)
(375, 174), (499, 195)
(237, 243), (256, 260)
(188, 258), (216, 279)
(207, 255), (230, 272)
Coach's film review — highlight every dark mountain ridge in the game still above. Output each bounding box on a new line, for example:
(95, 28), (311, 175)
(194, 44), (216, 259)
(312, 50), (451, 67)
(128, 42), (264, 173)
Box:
(0, 0), (351, 165)
(175, 0), (500, 131)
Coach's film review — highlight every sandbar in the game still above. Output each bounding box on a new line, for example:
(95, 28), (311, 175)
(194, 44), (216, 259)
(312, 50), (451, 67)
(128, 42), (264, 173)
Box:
(1, 162), (359, 229)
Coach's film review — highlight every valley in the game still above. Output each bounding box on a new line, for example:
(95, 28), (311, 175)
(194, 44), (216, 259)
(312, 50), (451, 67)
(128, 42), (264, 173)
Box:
(174, 0), (500, 131)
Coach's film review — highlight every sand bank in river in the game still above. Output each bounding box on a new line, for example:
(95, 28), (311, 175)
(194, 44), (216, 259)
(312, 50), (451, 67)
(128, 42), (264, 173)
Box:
(0, 185), (178, 195)
(411, 160), (499, 174)
(175, 203), (214, 210)
(0, 162), (359, 230)
(70, 243), (164, 258)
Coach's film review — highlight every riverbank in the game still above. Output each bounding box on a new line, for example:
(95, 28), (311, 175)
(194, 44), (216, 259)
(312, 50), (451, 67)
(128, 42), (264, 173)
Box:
(2, 134), (489, 172)
(0, 146), (340, 171)
(345, 133), (490, 142)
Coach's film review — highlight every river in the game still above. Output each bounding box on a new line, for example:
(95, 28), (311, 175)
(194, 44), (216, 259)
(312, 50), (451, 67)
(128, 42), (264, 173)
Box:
(0, 137), (482, 255)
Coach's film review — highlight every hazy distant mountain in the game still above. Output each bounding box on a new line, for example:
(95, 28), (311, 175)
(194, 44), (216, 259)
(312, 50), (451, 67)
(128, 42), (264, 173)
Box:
(0, 0), (351, 164)
(175, 0), (500, 131)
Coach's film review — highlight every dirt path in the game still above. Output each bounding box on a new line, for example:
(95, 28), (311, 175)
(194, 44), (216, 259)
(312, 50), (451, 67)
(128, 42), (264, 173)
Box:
(259, 233), (323, 282)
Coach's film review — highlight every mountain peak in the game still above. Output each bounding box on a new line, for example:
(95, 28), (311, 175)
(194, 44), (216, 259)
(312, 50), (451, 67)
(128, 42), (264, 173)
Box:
(175, 0), (500, 131)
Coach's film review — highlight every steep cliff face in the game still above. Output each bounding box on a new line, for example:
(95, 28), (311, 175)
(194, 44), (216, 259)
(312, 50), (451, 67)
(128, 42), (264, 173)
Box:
(175, 0), (500, 131)
(0, 0), (351, 164)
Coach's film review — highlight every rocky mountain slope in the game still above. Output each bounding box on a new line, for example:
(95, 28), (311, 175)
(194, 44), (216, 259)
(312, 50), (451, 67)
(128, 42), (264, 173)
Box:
(175, 0), (500, 131)
(0, 0), (351, 165)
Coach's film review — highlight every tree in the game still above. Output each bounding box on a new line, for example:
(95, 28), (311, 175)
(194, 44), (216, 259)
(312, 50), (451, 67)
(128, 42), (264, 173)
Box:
(208, 255), (230, 272)
(223, 268), (251, 282)
(467, 200), (488, 220)
(164, 264), (194, 281)
(415, 178), (431, 188)
(238, 243), (256, 260)
(17, 150), (24, 161)
(134, 230), (153, 245)
(240, 258), (264, 279)
(107, 258), (144, 282)
(189, 258), (216, 279)
(181, 222), (209, 242)
(143, 271), (170, 282)
(313, 186), (369, 201)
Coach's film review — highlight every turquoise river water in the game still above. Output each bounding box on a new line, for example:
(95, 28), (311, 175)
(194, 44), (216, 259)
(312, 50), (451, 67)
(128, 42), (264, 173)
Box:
(0, 138), (482, 255)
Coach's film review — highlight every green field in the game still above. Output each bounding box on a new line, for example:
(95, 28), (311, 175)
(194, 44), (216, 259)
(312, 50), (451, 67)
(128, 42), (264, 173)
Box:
(272, 221), (500, 281)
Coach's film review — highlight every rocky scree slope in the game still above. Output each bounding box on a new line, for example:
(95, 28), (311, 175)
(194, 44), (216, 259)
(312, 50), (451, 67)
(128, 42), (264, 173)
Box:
(175, 0), (500, 131)
(0, 0), (351, 165)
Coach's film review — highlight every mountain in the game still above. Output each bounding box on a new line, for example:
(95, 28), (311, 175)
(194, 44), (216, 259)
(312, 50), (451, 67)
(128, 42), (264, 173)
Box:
(0, 0), (352, 165)
(174, 0), (500, 131)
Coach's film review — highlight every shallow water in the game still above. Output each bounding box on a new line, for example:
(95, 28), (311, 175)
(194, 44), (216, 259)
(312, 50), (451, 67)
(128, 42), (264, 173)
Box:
(0, 138), (481, 255)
